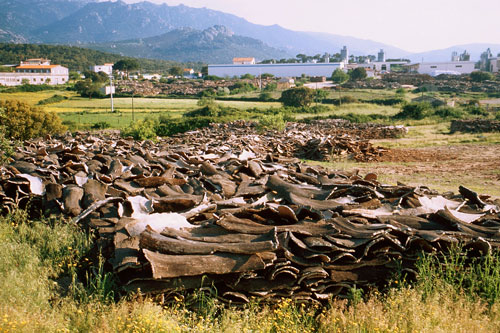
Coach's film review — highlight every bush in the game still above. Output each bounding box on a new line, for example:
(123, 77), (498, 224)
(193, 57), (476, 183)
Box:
(229, 82), (256, 94)
(393, 102), (432, 120)
(121, 118), (158, 141)
(336, 112), (389, 123)
(263, 82), (277, 92)
(0, 100), (66, 140)
(257, 113), (287, 132)
(91, 121), (111, 130)
(470, 71), (494, 82)
(280, 87), (315, 107)
(259, 91), (273, 101)
(433, 106), (465, 119)
(37, 94), (68, 105)
(465, 105), (488, 116)
(369, 97), (405, 106)
(156, 117), (213, 137)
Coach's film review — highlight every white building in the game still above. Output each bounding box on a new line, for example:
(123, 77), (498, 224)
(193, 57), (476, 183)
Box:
(142, 73), (162, 80)
(347, 61), (408, 73)
(490, 58), (500, 73)
(408, 61), (476, 76)
(208, 62), (345, 78)
(90, 63), (114, 75)
(0, 58), (69, 86)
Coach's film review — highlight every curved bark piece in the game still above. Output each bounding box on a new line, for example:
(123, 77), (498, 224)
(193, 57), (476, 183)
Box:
(161, 225), (276, 244)
(143, 249), (267, 278)
(140, 227), (277, 255)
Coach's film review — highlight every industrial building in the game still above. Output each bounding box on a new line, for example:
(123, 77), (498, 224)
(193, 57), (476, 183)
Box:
(407, 61), (476, 76)
(208, 62), (345, 78)
(0, 58), (69, 86)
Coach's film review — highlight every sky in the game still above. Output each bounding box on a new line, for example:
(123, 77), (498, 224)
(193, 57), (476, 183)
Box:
(124, 0), (500, 53)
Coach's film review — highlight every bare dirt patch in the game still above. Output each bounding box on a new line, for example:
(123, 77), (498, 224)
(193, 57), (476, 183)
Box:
(350, 144), (500, 197)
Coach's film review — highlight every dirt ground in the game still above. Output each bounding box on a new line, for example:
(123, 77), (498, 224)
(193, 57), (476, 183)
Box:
(342, 144), (500, 198)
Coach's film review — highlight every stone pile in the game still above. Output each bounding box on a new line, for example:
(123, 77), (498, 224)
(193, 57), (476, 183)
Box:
(1, 130), (499, 305)
(116, 79), (269, 97)
(450, 119), (500, 133)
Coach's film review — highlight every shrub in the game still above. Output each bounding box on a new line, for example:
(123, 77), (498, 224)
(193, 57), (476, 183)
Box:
(121, 118), (158, 141)
(470, 71), (494, 82)
(37, 94), (68, 105)
(257, 113), (287, 132)
(0, 100), (66, 140)
(259, 91), (273, 101)
(433, 106), (465, 119)
(393, 102), (432, 120)
(280, 87), (315, 107)
(156, 117), (213, 137)
(185, 104), (221, 117)
(91, 121), (111, 130)
(229, 82), (256, 94)
(496, 112), (500, 120)
(395, 87), (406, 96)
(263, 82), (277, 92)
(465, 105), (488, 116)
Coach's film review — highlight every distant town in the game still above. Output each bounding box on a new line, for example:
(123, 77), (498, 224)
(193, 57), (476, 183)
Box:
(0, 46), (498, 87)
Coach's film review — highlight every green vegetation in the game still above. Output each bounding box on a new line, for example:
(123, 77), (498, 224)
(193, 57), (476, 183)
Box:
(470, 71), (495, 82)
(0, 99), (65, 140)
(348, 67), (367, 81)
(280, 87), (315, 107)
(121, 118), (158, 141)
(37, 94), (68, 105)
(0, 43), (200, 73)
(331, 68), (349, 84)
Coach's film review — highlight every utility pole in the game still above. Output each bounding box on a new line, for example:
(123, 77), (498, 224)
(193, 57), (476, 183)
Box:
(109, 74), (114, 113)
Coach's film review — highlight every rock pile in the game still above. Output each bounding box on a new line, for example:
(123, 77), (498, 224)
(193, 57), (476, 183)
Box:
(1, 130), (499, 305)
(450, 119), (500, 133)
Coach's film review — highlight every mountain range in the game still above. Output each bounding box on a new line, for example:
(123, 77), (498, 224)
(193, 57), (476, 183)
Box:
(0, 0), (498, 64)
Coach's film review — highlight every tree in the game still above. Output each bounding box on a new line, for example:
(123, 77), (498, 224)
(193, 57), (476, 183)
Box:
(331, 68), (349, 84)
(83, 70), (108, 83)
(74, 79), (104, 99)
(314, 89), (329, 104)
(349, 67), (367, 81)
(114, 59), (139, 78)
(201, 66), (208, 76)
(296, 54), (307, 63)
(470, 71), (494, 82)
(280, 87), (315, 108)
(169, 66), (184, 77)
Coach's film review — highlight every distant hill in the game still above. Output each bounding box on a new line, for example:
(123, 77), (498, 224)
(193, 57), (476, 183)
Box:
(0, 0), (498, 63)
(85, 25), (290, 64)
(0, 43), (199, 72)
(0, 0), (91, 40)
(2, 0), (407, 59)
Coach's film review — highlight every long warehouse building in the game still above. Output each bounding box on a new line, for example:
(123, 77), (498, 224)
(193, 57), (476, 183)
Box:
(208, 62), (345, 78)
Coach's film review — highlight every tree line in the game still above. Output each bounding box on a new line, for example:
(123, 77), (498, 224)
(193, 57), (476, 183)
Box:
(0, 43), (201, 73)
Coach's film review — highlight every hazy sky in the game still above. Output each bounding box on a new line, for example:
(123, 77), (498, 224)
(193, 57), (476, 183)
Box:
(125, 0), (500, 52)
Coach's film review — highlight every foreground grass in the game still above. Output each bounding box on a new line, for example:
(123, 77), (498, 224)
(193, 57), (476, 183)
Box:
(2, 210), (500, 332)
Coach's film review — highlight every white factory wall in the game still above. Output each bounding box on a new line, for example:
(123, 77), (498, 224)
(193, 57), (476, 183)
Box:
(208, 63), (344, 78)
(416, 61), (476, 75)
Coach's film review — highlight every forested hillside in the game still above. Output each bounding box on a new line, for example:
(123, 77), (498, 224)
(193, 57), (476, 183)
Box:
(0, 43), (202, 72)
